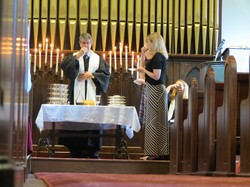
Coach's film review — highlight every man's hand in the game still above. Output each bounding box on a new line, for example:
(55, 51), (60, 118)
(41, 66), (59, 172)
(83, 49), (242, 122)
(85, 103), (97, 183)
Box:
(77, 72), (93, 81)
(76, 47), (88, 59)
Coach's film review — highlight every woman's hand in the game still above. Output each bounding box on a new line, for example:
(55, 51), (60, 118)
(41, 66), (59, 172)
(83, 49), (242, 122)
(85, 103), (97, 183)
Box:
(141, 45), (148, 53)
(141, 45), (154, 60)
(135, 66), (145, 73)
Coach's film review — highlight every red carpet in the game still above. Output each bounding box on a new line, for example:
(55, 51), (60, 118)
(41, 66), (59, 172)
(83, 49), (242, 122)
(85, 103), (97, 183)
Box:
(34, 172), (250, 187)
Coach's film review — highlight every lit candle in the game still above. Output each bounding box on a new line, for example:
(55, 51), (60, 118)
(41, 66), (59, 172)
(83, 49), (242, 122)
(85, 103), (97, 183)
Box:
(38, 44), (42, 70)
(109, 50), (112, 74)
(55, 48), (59, 75)
(50, 44), (53, 69)
(131, 51), (134, 76)
(114, 46), (117, 72)
(61, 54), (64, 79)
(33, 49), (37, 74)
(119, 42), (122, 68)
(44, 38), (48, 66)
(125, 46), (128, 71)
(137, 55), (140, 79)
(103, 53), (105, 60)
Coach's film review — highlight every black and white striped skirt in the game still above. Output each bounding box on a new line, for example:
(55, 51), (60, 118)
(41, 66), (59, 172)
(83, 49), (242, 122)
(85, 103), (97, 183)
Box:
(144, 83), (169, 156)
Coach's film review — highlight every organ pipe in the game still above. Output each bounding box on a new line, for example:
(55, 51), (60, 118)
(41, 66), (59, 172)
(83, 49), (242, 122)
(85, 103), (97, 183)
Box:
(68, 0), (78, 50)
(79, 1), (89, 36)
(202, 0), (208, 54)
(120, 0), (126, 51)
(127, 0), (134, 53)
(101, 0), (109, 52)
(142, 0), (149, 45)
(58, 0), (67, 50)
(41, 0), (48, 49)
(110, 0), (117, 52)
(135, 0), (142, 52)
(50, 0), (57, 48)
(90, 0), (99, 51)
(162, 0), (168, 47)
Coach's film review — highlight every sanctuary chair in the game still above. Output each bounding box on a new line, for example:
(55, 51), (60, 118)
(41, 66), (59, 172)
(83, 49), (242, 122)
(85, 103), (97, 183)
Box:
(215, 55), (237, 176)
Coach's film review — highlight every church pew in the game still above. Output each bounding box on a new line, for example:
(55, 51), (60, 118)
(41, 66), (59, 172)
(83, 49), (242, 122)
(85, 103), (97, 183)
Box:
(215, 55), (237, 176)
(239, 56), (250, 176)
(169, 85), (188, 173)
(170, 73), (223, 174)
(170, 58), (248, 175)
(181, 73), (247, 175)
(170, 78), (204, 175)
(196, 66), (217, 175)
(182, 78), (199, 174)
(236, 73), (249, 152)
(181, 79), (223, 175)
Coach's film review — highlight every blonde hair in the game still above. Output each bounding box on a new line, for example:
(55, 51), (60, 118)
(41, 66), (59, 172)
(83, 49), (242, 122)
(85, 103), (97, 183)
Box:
(146, 32), (169, 59)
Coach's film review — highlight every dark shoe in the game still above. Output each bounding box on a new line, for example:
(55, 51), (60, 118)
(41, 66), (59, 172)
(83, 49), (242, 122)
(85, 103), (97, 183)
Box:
(147, 155), (169, 160)
(70, 151), (84, 158)
(89, 154), (99, 159)
(88, 152), (99, 159)
(157, 155), (170, 160)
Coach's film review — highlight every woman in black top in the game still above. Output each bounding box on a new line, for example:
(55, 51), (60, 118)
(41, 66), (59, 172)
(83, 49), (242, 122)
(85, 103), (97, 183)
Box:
(136, 32), (169, 160)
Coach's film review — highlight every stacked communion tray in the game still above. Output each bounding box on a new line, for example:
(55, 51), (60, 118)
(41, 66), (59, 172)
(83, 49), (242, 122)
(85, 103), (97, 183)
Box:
(107, 95), (126, 106)
(47, 84), (69, 105)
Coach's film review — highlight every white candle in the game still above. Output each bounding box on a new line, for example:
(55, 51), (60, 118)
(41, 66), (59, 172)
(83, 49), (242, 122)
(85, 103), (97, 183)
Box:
(50, 44), (53, 69)
(33, 49), (37, 74)
(114, 46), (117, 72)
(125, 46), (128, 71)
(103, 53), (105, 60)
(131, 51), (134, 76)
(61, 54), (64, 79)
(38, 44), (42, 70)
(119, 42), (122, 68)
(44, 38), (48, 66)
(55, 48), (59, 75)
(109, 50), (112, 74)
(137, 55), (140, 79)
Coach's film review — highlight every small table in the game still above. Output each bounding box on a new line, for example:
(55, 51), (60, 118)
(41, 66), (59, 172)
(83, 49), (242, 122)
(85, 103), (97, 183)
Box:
(35, 104), (141, 158)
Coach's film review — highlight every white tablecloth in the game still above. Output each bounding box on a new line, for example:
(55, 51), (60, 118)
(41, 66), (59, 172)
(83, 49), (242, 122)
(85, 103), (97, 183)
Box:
(35, 104), (141, 139)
